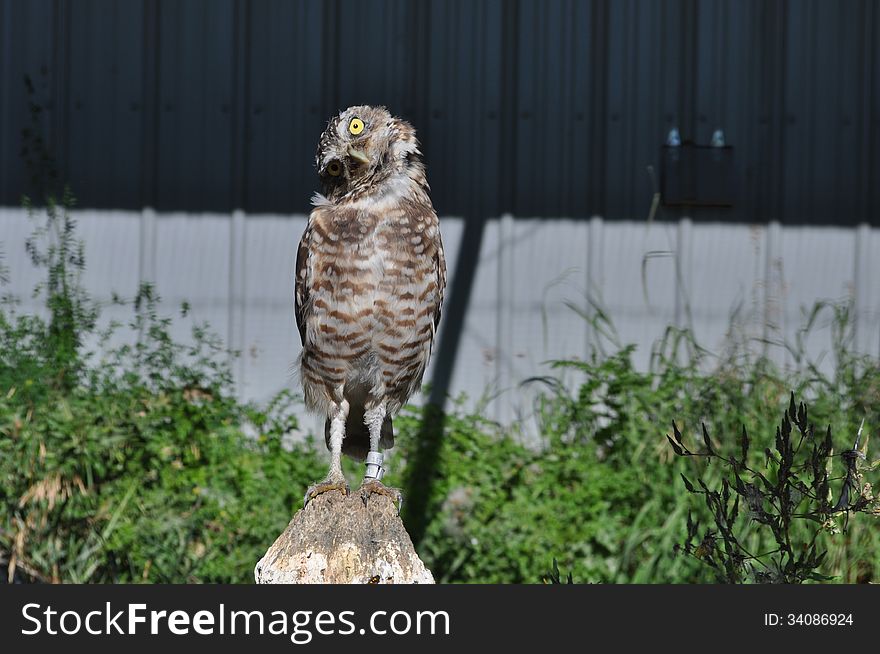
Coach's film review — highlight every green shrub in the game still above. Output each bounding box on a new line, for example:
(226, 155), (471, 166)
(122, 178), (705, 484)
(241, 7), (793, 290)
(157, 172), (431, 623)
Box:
(0, 278), (324, 583)
(0, 166), (325, 582)
(387, 329), (880, 583)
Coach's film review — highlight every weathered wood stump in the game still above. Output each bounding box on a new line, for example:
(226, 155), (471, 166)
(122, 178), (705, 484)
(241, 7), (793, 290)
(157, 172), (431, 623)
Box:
(254, 489), (434, 584)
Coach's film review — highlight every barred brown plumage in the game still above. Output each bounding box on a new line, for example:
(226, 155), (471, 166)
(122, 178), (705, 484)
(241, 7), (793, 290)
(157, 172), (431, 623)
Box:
(295, 105), (446, 506)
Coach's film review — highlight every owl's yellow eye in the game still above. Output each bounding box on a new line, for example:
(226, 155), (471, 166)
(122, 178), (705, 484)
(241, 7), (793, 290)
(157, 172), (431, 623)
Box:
(349, 118), (365, 135)
(327, 161), (342, 177)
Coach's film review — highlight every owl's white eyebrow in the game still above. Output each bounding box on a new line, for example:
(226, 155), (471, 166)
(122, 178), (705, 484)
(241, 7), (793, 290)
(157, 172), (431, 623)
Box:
(311, 192), (332, 207)
(391, 139), (417, 158)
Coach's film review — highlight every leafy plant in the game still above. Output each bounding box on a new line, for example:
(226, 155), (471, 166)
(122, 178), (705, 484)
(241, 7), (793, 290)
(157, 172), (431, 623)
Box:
(669, 395), (877, 583)
(543, 558), (574, 584)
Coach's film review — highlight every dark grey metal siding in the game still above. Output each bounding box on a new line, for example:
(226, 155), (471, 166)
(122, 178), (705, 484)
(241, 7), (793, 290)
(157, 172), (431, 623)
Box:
(1, 0), (878, 224)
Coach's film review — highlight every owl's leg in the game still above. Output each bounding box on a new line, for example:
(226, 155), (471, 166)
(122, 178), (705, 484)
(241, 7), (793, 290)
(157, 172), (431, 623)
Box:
(326, 398), (349, 482)
(363, 402), (387, 480)
(360, 402), (402, 513)
(304, 398), (350, 507)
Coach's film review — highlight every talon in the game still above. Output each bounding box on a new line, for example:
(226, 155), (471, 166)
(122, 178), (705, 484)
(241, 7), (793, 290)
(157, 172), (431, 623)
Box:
(360, 479), (403, 515)
(303, 480), (349, 508)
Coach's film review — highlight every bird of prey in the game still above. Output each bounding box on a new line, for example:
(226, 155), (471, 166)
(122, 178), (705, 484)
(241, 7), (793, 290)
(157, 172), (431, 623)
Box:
(295, 105), (446, 506)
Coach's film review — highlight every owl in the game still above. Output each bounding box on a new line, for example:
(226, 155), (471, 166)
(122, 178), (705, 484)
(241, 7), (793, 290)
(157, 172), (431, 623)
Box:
(295, 105), (446, 507)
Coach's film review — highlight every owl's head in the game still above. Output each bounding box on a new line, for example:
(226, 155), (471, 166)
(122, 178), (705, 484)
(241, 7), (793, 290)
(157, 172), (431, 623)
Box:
(314, 105), (424, 201)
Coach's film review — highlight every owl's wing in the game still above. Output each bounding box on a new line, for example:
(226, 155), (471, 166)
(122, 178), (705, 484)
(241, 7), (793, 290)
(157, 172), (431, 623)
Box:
(433, 231), (446, 337)
(294, 220), (312, 345)
(425, 213), (446, 360)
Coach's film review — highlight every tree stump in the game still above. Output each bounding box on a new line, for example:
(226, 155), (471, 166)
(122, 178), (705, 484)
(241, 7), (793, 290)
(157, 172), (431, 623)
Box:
(254, 489), (434, 584)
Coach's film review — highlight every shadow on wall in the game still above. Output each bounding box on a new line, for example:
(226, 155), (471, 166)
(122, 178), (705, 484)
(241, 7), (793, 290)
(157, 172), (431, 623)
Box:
(403, 211), (488, 547)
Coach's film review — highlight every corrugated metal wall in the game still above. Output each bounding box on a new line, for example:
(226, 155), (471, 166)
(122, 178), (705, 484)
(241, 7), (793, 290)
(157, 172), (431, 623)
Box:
(2, 0), (879, 224)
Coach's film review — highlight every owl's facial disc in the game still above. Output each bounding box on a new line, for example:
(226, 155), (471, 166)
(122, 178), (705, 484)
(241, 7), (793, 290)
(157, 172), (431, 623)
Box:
(317, 105), (417, 200)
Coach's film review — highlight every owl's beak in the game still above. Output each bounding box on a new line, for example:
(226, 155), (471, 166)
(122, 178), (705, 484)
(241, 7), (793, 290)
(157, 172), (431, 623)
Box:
(346, 145), (371, 165)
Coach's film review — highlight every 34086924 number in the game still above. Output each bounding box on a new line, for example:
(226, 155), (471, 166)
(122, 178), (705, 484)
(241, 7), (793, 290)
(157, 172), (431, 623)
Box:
(787, 614), (853, 626)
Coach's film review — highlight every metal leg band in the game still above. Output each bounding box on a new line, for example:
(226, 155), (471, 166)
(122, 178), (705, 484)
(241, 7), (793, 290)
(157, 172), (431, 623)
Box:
(364, 451), (385, 480)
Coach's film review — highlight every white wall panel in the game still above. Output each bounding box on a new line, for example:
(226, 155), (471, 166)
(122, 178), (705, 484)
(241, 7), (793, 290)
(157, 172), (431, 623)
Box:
(2, 208), (878, 427)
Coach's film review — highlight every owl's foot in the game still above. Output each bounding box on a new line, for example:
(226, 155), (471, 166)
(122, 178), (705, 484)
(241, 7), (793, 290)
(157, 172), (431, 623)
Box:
(303, 478), (350, 509)
(359, 479), (403, 515)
